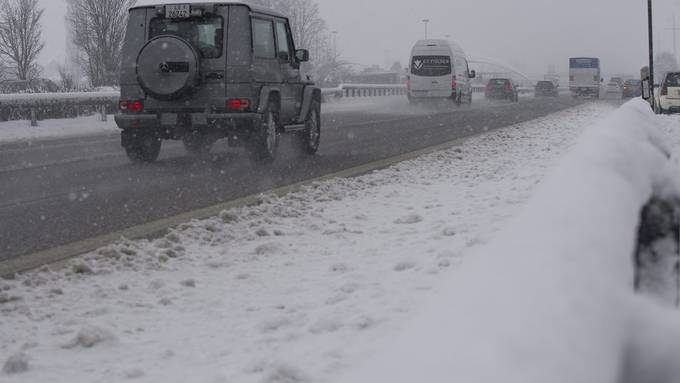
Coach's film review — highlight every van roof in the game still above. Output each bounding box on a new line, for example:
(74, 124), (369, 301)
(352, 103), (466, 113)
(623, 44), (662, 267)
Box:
(131, 2), (286, 18)
(412, 39), (466, 56)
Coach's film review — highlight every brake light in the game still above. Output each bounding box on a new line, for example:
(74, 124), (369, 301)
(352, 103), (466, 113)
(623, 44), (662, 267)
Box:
(452, 78), (457, 90)
(406, 77), (411, 91)
(506, 82), (512, 91)
(226, 98), (251, 110)
(570, 76), (574, 81)
(661, 85), (668, 96)
(119, 100), (143, 112)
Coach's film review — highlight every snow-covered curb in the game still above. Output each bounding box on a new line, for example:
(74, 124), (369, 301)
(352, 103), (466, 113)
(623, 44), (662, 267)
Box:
(344, 98), (680, 383)
(0, 103), (615, 382)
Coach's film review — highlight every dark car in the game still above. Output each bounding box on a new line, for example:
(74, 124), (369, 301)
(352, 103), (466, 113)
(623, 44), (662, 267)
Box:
(115, 2), (321, 163)
(485, 78), (519, 102)
(534, 81), (558, 97)
(622, 79), (642, 98)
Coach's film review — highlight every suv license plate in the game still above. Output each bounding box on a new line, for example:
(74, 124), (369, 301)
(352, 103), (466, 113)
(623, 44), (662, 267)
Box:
(166, 4), (191, 19)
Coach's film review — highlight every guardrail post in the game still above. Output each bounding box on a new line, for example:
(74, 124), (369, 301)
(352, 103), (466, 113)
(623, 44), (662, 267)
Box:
(99, 105), (107, 122)
(635, 197), (680, 305)
(30, 108), (37, 127)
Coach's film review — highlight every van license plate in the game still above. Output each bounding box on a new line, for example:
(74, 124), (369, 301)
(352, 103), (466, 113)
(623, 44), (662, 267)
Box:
(166, 4), (191, 19)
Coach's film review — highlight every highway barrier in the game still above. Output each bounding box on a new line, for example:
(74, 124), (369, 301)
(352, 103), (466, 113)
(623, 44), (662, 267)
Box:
(0, 83), (541, 126)
(1, 85), (407, 126)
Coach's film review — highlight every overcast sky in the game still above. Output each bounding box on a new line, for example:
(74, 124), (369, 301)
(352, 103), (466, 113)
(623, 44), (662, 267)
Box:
(39, 0), (680, 77)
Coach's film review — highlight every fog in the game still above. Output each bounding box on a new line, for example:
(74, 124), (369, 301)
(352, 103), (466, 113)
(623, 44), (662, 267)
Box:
(38, 0), (680, 78)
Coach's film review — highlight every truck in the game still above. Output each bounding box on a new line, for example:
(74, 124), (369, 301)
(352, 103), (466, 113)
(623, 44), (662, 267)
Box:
(569, 57), (601, 99)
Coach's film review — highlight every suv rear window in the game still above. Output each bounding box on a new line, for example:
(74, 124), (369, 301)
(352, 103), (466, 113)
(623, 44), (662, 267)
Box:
(411, 56), (452, 77)
(150, 16), (224, 59)
(489, 79), (510, 86)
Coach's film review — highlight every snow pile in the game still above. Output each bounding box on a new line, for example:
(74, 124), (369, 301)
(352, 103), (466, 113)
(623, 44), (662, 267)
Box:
(0, 103), (615, 383)
(343, 98), (680, 383)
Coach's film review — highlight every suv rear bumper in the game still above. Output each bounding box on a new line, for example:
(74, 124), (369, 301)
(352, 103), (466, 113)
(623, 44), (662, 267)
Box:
(115, 112), (261, 130)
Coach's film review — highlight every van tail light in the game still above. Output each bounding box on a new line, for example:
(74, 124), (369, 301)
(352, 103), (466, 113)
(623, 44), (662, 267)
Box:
(452, 78), (457, 90)
(226, 98), (251, 110)
(661, 85), (668, 96)
(119, 100), (143, 112)
(406, 77), (411, 91)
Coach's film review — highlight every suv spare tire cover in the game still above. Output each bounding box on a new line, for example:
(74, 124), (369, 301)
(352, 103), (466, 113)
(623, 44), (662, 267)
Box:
(137, 35), (200, 100)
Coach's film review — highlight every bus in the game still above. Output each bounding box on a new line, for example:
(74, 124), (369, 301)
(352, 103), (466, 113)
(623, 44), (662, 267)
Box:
(569, 57), (601, 98)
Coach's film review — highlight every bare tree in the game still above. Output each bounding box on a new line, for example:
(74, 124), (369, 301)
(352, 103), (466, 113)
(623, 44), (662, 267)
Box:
(65, 0), (136, 87)
(0, 0), (44, 80)
(58, 64), (75, 92)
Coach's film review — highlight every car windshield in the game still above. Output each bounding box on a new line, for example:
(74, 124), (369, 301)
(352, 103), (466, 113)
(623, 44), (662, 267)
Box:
(665, 73), (680, 86)
(490, 79), (510, 86)
(4, 1), (678, 382)
(149, 16), (224, 58)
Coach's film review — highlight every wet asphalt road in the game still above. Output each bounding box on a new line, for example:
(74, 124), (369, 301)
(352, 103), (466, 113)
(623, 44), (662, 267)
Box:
(0, 95), (585, 262)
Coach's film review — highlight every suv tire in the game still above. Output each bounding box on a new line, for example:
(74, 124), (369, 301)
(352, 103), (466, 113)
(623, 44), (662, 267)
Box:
(248, 103), (279, 162)
(296, 100), (321, 155)
(124, 133), (162, 163)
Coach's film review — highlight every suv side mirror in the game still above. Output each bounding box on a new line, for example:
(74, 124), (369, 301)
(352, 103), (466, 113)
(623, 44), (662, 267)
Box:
(295, 49), (310, 63)
(469, 70), (476, 79)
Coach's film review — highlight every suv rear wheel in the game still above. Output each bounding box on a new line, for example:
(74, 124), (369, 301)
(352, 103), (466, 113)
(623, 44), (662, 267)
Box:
(296, 100), (321, 155)
(124, 133), (162, 163)
(248, 103), (279, 162)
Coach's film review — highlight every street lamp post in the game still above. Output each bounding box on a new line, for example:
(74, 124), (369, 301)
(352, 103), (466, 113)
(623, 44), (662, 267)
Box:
(649, 0), (656, 110)
(422, 19), (430, 39)
(332, 31), (338, 58)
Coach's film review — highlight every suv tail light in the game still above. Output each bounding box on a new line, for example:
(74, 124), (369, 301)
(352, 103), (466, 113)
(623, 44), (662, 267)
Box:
(506, 82), (512, 91)
(119, 100), (143, 112)
(406, 77), (411, 91)
(226, 98), (251, 110)
(569, 76), (574, 81)
(661, 84), (668, 96)
(452, 78), (457, 90)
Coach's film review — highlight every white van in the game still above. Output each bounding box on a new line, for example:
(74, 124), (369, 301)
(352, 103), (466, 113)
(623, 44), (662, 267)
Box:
(407, 39), (476, 104)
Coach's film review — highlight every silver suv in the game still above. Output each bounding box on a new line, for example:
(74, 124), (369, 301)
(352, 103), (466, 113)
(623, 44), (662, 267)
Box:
(115, 2), (322, 163)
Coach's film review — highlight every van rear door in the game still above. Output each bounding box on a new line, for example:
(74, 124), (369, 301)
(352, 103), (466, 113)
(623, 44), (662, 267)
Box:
(410, 54), (452, 95)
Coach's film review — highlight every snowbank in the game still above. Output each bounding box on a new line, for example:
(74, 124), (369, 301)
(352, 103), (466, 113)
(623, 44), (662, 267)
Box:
(343, 98), (680, 383)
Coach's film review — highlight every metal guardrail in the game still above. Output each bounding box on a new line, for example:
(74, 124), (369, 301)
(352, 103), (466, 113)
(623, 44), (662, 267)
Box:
(321, 83), (407, 99)
(0, 83), (540, 126)
(1, 86), (410, 126)
(0, 91), (119, 126)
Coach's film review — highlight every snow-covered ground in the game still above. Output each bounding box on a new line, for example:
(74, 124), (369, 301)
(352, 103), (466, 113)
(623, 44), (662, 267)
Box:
(0, 115), (119, 144)
(1, 102), (619, 382)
